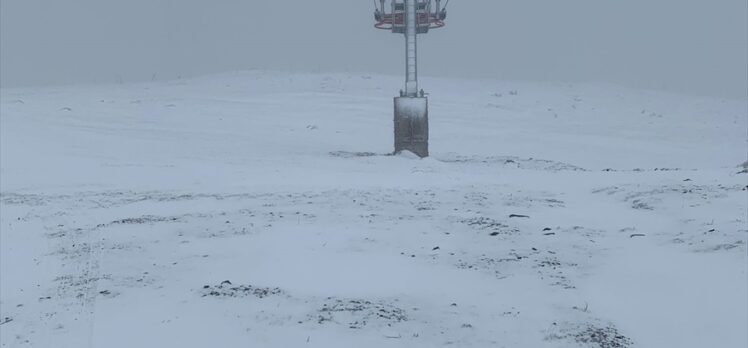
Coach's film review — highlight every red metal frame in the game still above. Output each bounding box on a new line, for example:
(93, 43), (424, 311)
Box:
(375, 14), (445, 30)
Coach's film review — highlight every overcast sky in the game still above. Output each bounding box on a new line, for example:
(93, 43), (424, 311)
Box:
(1, 0), (746, 98)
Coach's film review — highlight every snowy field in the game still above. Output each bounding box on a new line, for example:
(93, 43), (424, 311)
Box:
(1, 71), (746, 347)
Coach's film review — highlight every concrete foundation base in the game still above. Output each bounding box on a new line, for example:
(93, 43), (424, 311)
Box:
(393, 96), (429, 158)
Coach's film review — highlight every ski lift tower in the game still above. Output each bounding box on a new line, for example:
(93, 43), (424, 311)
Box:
(375, 0), (447, 158)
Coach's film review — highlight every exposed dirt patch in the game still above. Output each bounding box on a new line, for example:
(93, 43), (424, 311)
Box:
(455, 255), (522, 279)
(547, 324), (633, 348)
(437, 154), (587, 172)
(462, 217), (519, 236)
(329, 151), (381, 158)
(593, 183), (743, 210)
(201, 281), (283, 298)
(573, 325), (633, 348)
(695, 240), (745, 253)
(314, 298), (408, 329)
(534, 256), (578, 289)
(103, 215), (181, 227)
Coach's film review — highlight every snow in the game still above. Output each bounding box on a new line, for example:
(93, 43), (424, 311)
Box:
(1, 71), (746, 347)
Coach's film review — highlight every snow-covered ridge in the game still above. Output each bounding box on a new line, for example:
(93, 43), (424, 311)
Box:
(1, 71), (746, 347)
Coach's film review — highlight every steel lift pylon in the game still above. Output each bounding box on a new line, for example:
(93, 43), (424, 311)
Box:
(374, 0), (448, 158)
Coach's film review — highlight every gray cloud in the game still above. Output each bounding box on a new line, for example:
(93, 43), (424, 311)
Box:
(1, 0), (746, 98)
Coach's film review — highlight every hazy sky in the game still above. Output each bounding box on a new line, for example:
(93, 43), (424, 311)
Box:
(1, 0), (746, 98)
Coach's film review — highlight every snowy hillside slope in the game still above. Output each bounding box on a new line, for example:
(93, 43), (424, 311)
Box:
(1, 71), (746, 347)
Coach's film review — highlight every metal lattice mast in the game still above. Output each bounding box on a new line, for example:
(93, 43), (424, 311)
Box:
(374, 0), (447, 158)
(404, 0), (418, 96)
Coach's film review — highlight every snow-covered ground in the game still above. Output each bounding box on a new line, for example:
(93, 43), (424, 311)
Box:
(1, 71), (746, 347)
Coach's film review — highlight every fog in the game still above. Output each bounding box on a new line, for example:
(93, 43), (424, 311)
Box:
(1, 0), (746, 98)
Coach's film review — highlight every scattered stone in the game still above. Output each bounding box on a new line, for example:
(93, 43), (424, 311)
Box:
(97, 290), (119, 298)
(572, 303), (589, 312)
(738, 161), (748, 174)
(509, 214), (530, 218)
(631, 200), (654, 210)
